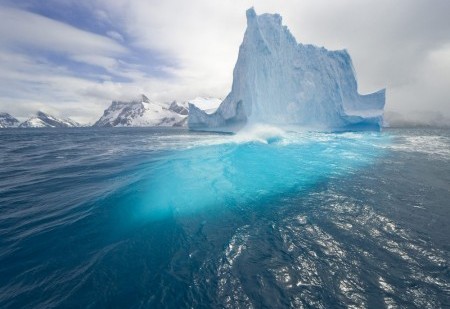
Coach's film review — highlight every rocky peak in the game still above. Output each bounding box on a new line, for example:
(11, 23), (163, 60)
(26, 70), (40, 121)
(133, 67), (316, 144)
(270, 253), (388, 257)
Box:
(0, 112), (20, 128)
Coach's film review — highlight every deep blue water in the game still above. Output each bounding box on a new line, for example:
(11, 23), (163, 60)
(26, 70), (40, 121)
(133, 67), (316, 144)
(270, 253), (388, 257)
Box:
(0, 127), (449, 308)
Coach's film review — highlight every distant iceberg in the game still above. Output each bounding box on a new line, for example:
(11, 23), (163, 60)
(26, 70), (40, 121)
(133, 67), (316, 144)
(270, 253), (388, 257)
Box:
(189, 8), (385, 132)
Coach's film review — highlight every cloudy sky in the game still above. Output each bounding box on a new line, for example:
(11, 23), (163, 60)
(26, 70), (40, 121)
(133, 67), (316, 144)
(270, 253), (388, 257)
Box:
(0, 0), (449, 124)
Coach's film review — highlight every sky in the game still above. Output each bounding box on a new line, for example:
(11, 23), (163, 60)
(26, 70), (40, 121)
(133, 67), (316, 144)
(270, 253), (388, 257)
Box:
(0, 0), (449, 125)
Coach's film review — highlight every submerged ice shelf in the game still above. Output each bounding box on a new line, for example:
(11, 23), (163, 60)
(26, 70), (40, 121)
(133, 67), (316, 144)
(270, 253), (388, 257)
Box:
(189, 8), (385, 132)
(129, 129), (388, 220)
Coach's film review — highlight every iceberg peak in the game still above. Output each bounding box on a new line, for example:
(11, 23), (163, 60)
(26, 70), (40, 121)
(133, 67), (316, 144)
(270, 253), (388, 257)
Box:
(189, 8), (385, 132)
(246, 7), (256, 21)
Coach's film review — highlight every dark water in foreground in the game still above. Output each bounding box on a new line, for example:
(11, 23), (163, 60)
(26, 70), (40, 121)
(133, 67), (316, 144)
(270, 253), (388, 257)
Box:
(0, 127), (449, 308)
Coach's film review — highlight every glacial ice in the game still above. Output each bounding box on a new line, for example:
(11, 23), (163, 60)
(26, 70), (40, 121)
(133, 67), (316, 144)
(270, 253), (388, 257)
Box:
(188, 8), (385, 132)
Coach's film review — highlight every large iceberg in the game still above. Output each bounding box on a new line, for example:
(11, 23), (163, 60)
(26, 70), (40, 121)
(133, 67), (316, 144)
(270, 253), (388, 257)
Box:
(188, 8), (385, 132)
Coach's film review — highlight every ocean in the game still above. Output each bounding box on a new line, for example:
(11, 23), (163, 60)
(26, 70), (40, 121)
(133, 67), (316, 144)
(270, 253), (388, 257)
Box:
(0, 127), (449, 308)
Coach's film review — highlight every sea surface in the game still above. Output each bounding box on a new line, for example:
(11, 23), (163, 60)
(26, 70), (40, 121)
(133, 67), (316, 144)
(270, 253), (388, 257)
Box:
(0, 127), (449, 308)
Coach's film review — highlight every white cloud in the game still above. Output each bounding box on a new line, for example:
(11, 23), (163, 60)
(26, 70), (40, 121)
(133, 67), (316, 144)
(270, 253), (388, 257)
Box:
(0, 6), (125, 56)
(0, 4), (155, 123)
(0, 49), (142, 123)
(94, 0), (248, 101)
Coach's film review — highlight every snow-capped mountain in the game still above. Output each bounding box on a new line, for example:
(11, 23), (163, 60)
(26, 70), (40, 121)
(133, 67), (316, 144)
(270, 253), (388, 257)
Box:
(19, 111), (80, 128)
(94, 95), (187, 127)
(168, 101), (188, 115)
(94, 95), (221, 128)
(0, 113), (20, 128)
(189, 8), (385, 132)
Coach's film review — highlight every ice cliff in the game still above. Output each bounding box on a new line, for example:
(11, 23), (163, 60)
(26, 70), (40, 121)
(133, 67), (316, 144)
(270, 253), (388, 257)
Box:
(188, 8), (385, 132)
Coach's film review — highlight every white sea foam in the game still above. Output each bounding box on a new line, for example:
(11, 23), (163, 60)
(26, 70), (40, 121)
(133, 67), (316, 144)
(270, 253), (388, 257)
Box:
(388, 134), (450, 158)
(232, 124), (286, 144)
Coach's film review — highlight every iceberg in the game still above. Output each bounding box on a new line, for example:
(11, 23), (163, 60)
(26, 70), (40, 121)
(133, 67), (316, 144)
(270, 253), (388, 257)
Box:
(188, 8), (385, 132)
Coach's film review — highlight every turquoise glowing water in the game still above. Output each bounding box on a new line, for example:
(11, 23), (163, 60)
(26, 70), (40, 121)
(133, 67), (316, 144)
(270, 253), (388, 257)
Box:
(0, 127), (449, 308)
(128, 127), (387, 221)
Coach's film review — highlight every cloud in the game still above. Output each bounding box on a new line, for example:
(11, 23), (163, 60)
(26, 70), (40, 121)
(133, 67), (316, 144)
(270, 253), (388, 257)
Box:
(0, 4), (162, 123)
(106, 31), (125, 42)
(0, 6), (125, 56)
(0, 49), (129, 122)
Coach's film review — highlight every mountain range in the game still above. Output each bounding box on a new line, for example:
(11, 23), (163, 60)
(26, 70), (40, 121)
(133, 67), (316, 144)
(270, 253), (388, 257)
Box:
(0, 96), (221, 128)
(18, 111), (81, 128)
